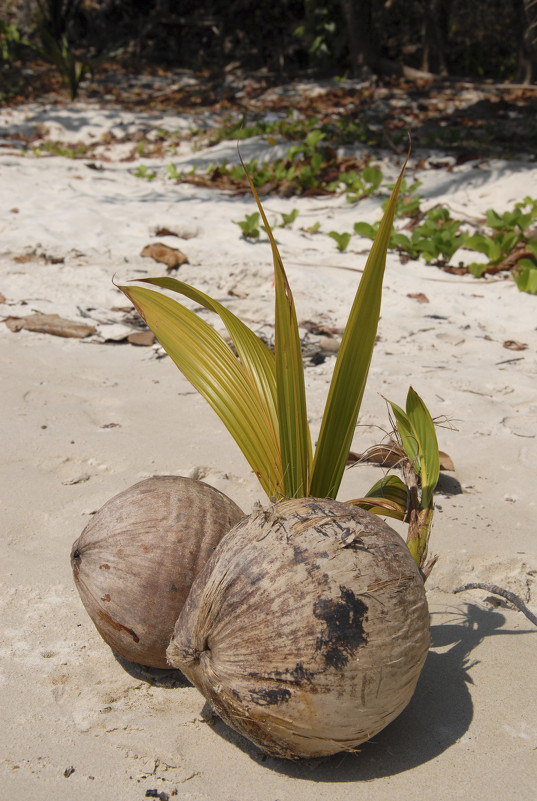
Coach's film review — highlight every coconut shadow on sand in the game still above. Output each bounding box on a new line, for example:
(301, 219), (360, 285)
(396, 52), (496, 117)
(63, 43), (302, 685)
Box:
(111, 601), (531, 781)
(204, 602), (531, 781)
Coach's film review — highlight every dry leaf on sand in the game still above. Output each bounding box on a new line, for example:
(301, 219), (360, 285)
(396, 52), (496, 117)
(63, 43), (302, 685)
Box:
(127, 330), (155, 346)
(407, 293), (430, 303)
(4, 313), (95, 339)
(141, 243), (189, 271)
(348, 443), (455, 471)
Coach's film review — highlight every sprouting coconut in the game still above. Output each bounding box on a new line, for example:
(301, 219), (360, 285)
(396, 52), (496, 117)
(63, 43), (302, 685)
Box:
(167, 498), (430, 758)
(71, 475), (244, 668)
(118, 151), (441, 755)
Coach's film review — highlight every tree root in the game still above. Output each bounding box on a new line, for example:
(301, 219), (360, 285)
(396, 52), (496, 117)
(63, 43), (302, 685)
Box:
(453, 583), (537, 627)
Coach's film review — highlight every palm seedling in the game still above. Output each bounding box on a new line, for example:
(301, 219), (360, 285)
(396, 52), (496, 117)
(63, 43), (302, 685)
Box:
(117, 152), (440, 758)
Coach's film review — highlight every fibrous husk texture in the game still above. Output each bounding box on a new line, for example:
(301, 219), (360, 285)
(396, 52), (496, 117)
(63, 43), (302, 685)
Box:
(71, 475), (244, 668)
(168, 497), (430, 759)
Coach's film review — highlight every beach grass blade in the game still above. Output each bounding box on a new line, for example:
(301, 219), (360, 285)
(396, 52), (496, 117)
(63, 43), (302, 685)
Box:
(308, 156), (409, 499)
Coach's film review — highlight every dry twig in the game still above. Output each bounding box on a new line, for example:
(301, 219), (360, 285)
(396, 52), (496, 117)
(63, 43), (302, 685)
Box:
(453, 583), (537, 627)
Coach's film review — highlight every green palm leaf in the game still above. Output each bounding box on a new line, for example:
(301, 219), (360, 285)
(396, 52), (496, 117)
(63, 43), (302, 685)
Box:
(120, 283), (284, 497)
(138, 275), (278, 441)
(405, 386), (440, 508)
(388, 387), (440, 508)
(387, 399), (420, 475)
(242, 159), (312, 498)
(309, 156), (408, 498)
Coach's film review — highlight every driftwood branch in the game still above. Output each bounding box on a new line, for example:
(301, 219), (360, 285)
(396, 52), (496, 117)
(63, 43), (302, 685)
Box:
(453, 583), (537, 627)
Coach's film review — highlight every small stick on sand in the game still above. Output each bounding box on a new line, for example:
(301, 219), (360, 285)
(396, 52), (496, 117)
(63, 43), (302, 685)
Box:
(453, 583), (537, 627)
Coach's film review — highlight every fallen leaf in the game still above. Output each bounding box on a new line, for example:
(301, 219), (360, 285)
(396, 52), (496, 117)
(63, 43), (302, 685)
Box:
(154, 227), (180, 238)
(13, 251), (64, 265)
(127, 330), (155, 346)
(503, 340), (528, 351)
(439, 451), (455, 471)
(407, 292), (430, 303)
(299, 319), (341, 337)
(347, 443), (405, 468)
(141, 242), (188, 271)
(4, 313), (95, 339)
(348, 444), (455, 471)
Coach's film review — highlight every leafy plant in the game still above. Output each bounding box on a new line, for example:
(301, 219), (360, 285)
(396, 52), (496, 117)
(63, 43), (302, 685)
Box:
(338, 166), (383, 203)
(120, 155), (439, 572)
(328, 230), (352, 252)
(382, 178), (423, 219)
(387, 207), (465, 264)
(355, 191), (537, 290)
(133, 164), (157, 181)
(167, 164), (182, 181)
(233, 211), (262, 239)
(279, 209), (300, 228)
(514, 249), (537, 294)
(179, 129), (353, 197)
(464, 197), (537, 280)
(24, 139), (89, 158)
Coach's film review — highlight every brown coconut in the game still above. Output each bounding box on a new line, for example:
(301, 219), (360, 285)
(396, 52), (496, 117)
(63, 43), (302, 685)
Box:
(167, 497), (430, 758)
(71, 475), (244, 668)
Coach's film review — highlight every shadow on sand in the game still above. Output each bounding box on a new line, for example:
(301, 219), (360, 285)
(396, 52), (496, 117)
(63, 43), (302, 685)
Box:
(113, 601), (532, 781)
(206, 602), (530, 780)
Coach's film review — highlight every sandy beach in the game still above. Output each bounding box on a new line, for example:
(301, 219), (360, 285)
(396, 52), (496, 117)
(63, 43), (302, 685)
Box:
(1, 84), (536, 800)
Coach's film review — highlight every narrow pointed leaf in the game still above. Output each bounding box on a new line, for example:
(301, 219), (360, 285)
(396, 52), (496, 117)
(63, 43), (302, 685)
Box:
(309, 156), (409, 498)
(405, 387), (440, 508)
(120, 283), (284, 497)
(242, 156), (312, 497)
(387, 399), (420, 474)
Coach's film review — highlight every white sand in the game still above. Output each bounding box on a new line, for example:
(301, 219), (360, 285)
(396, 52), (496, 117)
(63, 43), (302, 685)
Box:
(1, 98), (536, 800)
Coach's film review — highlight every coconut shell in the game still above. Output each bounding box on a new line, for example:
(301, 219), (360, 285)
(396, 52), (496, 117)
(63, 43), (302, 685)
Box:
(71, 476), (244, 668)
(167, 497), (430, 759)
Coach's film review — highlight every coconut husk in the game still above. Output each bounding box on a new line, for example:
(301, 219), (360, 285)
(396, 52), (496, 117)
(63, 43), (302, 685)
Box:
(71, 475), (244, 668)
(168, 497), (430, 758)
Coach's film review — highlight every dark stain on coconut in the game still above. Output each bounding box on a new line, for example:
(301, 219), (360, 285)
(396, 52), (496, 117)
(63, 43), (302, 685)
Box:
(289, 661), (315, 684)
(313, 586), (368, 670)
(249, 687), (292, 706)
(292, 544), (309, 564)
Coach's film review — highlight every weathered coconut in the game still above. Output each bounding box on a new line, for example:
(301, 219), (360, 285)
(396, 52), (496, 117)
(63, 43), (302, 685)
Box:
(71, 475), (244, 668)
(167, 497), (430, 759)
